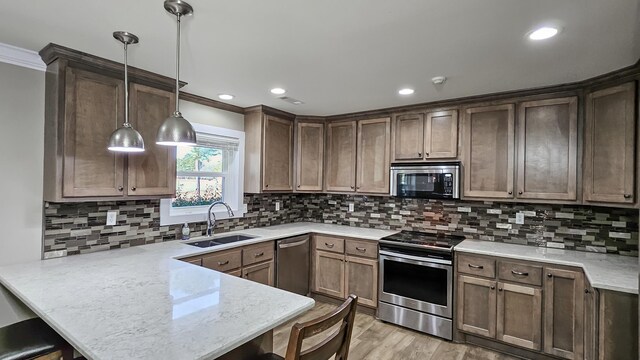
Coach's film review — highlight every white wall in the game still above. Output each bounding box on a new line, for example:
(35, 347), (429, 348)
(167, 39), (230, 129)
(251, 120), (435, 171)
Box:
(179, 100), (244, 131)
(0, 61), (44, 326)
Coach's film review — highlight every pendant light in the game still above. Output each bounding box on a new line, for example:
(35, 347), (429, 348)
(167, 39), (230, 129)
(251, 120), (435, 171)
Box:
(108, 31), (145, 152)
(156, 0), (197, 146)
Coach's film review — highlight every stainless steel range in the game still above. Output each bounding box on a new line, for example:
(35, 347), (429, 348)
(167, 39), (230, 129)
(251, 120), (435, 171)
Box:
(377, 231), (464, 340)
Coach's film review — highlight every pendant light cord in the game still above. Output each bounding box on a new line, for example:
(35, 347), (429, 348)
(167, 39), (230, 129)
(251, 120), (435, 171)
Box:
(175, 13), (181, 113)
(123, 42), (130, 126)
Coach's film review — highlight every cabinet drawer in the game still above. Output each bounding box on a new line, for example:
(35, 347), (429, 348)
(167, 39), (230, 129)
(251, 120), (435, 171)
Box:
(457, 254), (496, 278)
(202, 249), (242, 272)
(315, 235), (345, 253)
(181, 256), (202, 266)
(345, 239), (377, 259)
(242, 242), (275, 266)
(498, 260), (542, 286)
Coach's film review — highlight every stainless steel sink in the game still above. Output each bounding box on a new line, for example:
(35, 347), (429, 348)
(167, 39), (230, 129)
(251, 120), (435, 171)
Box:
(186, 234), (256, 248)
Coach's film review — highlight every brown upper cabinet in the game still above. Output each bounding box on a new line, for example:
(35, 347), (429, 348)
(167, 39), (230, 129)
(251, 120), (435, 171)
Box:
(356, 118), (391, 193)
(295, 120), (324, 191)
(325, 120), (358, 192)
(127, 83), (176, 196)
(462, 104), (515, 199)
(394, 113), (424, 160)
(517, 97), (578, 201)
(583, 83), (637, 205)
(393, 110), (458, 161)
(244, 107), (294, 193)
(43, 62), (177, 202)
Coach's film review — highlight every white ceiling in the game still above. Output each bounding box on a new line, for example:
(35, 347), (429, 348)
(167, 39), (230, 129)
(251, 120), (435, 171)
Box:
(1, 0), (639, 115)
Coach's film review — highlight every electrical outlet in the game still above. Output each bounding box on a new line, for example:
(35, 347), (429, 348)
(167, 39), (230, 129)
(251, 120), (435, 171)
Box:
(515, 212), (525, 225)
(242, 204), (248, 213)
(348, 203), (355, 212)
(106, 210), (118, 226)
(275, 201), (281, 211)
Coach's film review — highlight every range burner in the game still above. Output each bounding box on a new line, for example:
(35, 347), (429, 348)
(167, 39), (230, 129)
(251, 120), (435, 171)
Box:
(379, 231), (464, 252)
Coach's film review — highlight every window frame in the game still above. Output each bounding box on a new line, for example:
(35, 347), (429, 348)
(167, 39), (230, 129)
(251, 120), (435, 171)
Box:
(160, 123), (245, 226)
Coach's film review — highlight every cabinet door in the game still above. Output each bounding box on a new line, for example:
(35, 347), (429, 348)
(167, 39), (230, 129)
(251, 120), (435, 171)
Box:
(457, 275), (497, 338)
(242, 260), (274, 286)
(325, 121), (357, 192)
(63, 67), (125, 197)
(462, 105), (515, 198)
(313, 250), (345, 299)
(517, 97), (578, 200)
(356, 118), (391, 193)
(425, 110), (458, 159)
(394, 113), (424, 160)
(496, 282), (542, 351)
(296, 122), (324, 191)
(544, 268), (584, 359)
(127, 83), (176, 197)
(584, 83), (636, 204)
(583, 284), (597, 360)
(263, 115), (293, 191)
(345, 255), (378, 307)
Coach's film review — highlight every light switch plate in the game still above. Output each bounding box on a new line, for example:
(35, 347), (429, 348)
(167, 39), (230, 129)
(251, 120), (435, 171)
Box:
(242, 204), (248, 213)
(348, 203), (355, 212)
(106, 210), (118, 226)
(515, 212), (525, 225)
(275, 201), (281, 211)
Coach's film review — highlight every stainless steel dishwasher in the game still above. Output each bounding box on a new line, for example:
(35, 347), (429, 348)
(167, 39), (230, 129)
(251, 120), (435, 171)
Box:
(276, 235), (310, 295)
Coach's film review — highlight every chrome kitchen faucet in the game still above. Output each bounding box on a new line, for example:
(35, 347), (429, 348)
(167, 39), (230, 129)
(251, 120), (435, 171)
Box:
(206, 201), (234, 237)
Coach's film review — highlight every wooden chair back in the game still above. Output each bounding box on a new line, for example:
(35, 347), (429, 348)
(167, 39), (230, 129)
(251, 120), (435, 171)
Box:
(284, 295), (358, 360)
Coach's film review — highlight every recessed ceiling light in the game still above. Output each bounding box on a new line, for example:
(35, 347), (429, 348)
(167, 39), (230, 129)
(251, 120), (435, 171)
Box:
(399, 88), (415, 95)
(218, 94), (234, 100)
(528, 26), (559, 40)
(270, 88), (286, 95)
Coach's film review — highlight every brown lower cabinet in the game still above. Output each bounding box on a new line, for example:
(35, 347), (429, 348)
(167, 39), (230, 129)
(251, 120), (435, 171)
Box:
(311, 235), (378, 307)
(180, 241), (275, 287)
(457, 253), (587, 359)
(457, 253), (639, 360)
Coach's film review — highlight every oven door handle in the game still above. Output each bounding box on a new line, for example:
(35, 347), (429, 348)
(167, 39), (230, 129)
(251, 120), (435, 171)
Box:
(379, 250), (452, 265)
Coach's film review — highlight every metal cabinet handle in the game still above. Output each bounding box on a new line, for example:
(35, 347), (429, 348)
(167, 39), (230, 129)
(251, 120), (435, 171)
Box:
(518, 191), (523, 195)
(624, 194), (632, 199)
(254, 252), (264, 258)
(265, 184), (269, 188)
(511, 270), (529, 276)
(426, 152), (430, 157)
(418, 152), (422, 157)
(356, 247), (367, 252)
(585, 289), (590, 294)
(547, 273), (553, 278)
(357, 187), (361, 190)
(490, 285), (495, 290)
(350, 186), (354, 189)
(218, 260), (229, 266)
(117, 186), (124, 192)
(498, 287), (503, 292)
(508, 191), (513, 195)
(325, 242), (335, 248)
(468, 264), (484, 269)
(130, 187), (136, 191)
(297, 185), (301, 188)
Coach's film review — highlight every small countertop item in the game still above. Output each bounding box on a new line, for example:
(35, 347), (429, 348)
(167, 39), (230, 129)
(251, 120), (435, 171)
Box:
(455, 240), (639, 294)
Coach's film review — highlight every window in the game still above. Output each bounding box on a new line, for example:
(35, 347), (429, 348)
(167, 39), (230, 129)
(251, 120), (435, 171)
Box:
(160, 123), (245, 225)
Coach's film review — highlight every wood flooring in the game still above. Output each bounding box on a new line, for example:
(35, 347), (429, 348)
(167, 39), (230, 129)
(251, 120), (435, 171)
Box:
(272, 301), (520, 360)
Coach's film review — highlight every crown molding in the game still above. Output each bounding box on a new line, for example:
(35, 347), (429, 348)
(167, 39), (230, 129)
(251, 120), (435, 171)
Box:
(0, 42), (45, 71)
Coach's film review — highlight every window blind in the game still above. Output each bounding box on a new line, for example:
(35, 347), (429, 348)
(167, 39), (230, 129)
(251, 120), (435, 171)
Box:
(196, 132), (240, 151)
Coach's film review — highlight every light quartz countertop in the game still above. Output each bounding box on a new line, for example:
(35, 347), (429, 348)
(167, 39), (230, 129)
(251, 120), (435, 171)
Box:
(456, 240), (639, 294)
(0, 222), (397, 360)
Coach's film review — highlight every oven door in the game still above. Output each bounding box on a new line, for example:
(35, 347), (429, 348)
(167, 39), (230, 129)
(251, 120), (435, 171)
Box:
(379, 250), (453, 318)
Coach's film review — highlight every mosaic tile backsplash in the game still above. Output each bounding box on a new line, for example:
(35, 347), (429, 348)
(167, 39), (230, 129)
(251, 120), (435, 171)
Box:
(44, 194), (639, 257)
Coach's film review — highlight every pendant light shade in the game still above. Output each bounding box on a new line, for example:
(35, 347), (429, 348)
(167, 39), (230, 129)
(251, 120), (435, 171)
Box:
(108, 31), (145, 153)
(157, 0), (197, 147)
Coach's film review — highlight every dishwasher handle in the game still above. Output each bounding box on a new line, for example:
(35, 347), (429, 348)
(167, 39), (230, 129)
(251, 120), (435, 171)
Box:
(278, 238), (309, 249)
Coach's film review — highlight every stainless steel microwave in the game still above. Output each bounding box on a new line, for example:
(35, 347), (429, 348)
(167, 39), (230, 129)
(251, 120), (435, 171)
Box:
(390, 162), (460, 199)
